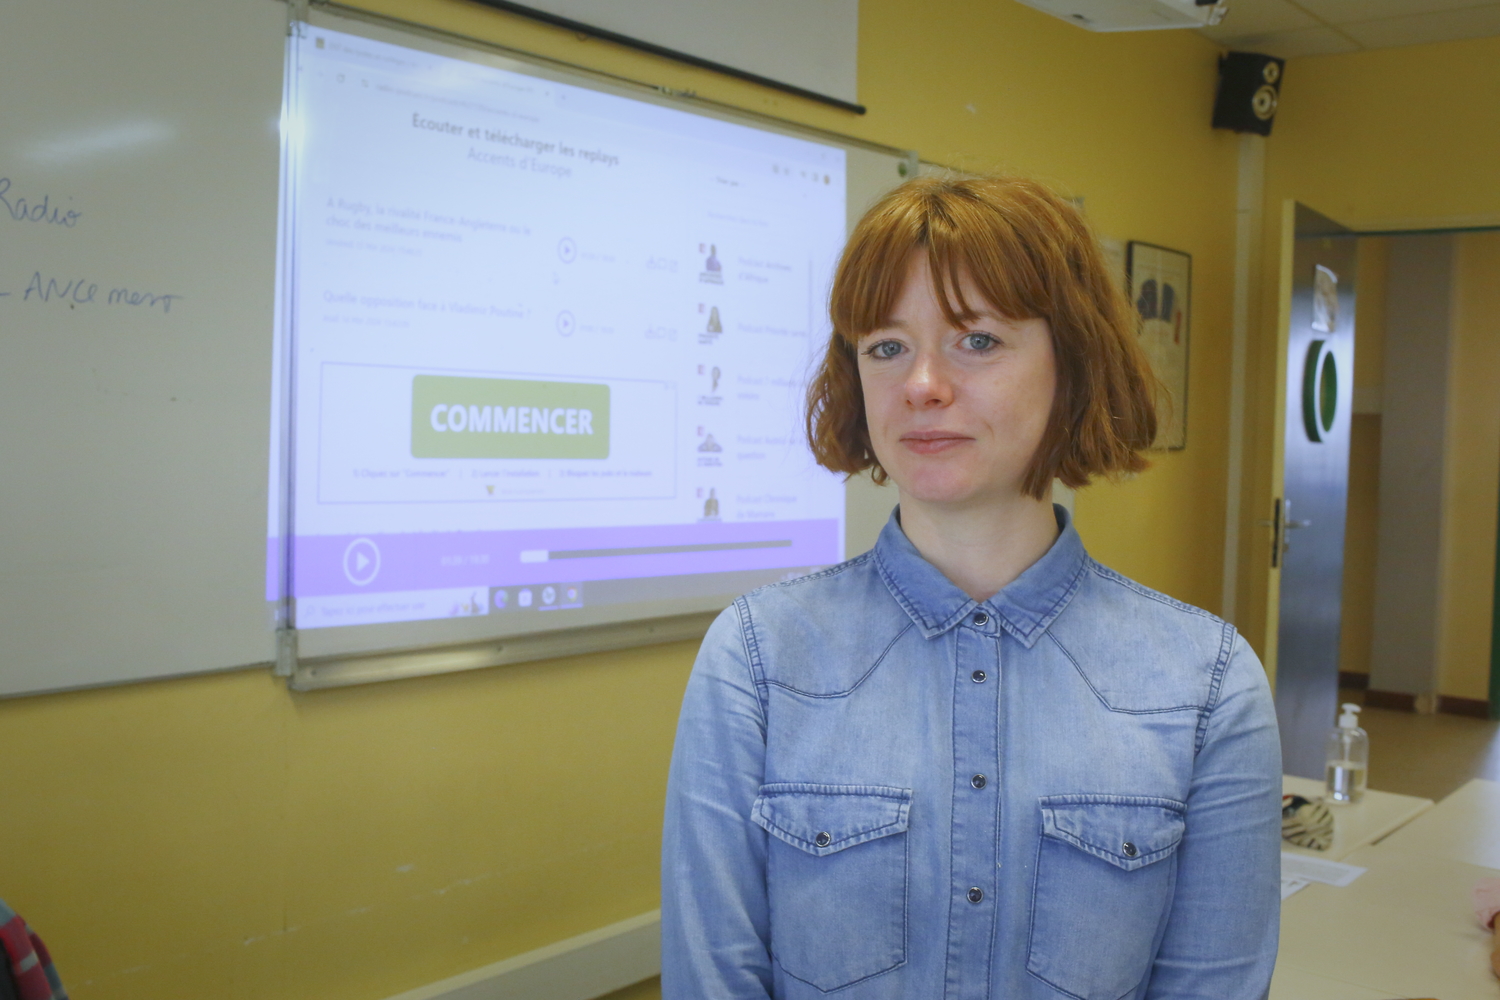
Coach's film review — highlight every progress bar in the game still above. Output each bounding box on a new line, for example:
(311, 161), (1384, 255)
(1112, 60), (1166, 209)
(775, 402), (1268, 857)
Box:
(520, 539), (792, 562)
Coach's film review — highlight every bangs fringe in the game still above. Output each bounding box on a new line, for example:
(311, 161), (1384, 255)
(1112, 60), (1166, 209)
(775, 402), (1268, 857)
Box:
(834, 181), (1062, 343)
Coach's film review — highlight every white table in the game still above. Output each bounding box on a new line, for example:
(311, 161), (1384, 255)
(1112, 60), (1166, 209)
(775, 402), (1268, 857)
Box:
(1272, 779), (1500, 1000)
(1377, 778), (1500, 869)
(1281, 774), (1433, 862)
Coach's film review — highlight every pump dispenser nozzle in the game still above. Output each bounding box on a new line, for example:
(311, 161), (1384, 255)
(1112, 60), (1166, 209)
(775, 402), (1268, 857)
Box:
(1338, 703), (1362, 729)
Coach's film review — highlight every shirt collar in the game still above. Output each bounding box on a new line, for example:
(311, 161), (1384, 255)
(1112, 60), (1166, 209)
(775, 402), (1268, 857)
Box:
(873, 503), (1089, 647)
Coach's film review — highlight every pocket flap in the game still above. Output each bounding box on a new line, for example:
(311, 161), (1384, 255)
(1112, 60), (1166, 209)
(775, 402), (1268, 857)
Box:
(751, 783), (912, 856)
(1038, 795), (1185, 871)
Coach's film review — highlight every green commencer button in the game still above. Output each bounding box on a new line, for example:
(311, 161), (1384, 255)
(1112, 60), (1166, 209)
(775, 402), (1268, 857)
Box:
(411, 375), (610, 459)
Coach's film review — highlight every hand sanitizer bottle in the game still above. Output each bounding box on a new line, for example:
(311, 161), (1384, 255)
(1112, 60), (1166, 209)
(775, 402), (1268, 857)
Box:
(1325, 703), (1369, 803)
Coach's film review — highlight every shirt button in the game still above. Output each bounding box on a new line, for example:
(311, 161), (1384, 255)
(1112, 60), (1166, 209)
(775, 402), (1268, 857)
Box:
(971, 774), (987, 789)
(967, 887), (984, 904)
(972, 611), (989, 626)
(971, 669), (987, 683)
(815, 831), (832, 848)
(1122, 841), (1138, 858)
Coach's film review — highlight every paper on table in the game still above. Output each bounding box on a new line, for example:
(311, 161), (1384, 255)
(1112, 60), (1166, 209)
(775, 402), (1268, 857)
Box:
(1281, 876), (1312, 900)
(1281, 851), (1367, 888)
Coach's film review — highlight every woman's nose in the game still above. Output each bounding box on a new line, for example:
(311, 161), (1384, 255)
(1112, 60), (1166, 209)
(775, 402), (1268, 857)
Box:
(903, 351), (954, 409)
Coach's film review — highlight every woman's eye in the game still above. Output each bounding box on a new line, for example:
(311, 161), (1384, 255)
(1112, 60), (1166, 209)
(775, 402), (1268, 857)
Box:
(963, 332), (997, 351)
(864, 340), (903, 359)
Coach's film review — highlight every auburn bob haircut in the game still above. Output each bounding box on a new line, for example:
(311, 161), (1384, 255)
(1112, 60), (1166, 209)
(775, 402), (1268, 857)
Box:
(806, 175), (1160, 500)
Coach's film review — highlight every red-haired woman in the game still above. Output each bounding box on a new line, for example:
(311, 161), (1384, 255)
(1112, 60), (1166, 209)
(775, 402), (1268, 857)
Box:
(662, 176), (1282, 1000)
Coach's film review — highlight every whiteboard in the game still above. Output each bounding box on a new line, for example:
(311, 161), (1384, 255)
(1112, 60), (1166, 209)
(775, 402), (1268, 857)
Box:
(0, 0), (287, 697)
(0, 0), (908, 696)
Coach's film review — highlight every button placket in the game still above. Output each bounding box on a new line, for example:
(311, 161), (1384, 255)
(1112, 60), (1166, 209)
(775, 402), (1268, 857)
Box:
(943, 615), (1000, 997)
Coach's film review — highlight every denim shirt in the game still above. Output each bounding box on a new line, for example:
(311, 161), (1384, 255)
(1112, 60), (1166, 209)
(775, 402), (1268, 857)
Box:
(662, 507), (1281, 1000)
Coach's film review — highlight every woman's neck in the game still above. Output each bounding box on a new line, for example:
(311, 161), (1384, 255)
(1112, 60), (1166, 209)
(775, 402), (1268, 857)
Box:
(896, 490), (1060, 603)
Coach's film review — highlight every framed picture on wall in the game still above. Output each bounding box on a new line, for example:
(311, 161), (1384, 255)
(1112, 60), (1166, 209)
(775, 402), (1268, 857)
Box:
(1127, 241), (1192, 450)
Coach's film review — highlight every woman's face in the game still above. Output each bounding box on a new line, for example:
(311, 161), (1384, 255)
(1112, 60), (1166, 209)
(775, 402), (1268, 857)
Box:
(856, 254), (1057, 510)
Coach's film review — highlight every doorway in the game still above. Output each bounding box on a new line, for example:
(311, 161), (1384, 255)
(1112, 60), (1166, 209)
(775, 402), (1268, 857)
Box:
(1349, 230), (1500, 718)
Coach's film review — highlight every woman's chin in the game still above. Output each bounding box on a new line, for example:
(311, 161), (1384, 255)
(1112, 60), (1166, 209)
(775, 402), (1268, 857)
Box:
(894, 474), (996, 509)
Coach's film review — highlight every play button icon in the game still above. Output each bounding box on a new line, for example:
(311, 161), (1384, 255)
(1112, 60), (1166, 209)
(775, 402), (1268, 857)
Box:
(343, 537), (382, 586)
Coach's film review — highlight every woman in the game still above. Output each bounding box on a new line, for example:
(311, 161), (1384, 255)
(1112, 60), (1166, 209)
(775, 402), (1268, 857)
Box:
(662, 176), (1282, 999)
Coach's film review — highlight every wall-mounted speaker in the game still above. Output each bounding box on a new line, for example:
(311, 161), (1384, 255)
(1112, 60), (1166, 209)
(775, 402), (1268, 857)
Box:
(1212, 51), (1285, 136)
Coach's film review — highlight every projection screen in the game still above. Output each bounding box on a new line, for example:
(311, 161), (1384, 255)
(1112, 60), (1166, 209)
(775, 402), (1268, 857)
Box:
(271, 10), (910, 666)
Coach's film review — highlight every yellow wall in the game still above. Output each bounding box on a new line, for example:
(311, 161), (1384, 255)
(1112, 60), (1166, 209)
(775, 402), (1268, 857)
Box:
(1, 645), (696, 999)
(1262, 35), (1500, 232)
(1237, 34), (1500, 667)
(1438, 232), (1500, 700)
(0, 3), (1249, 998)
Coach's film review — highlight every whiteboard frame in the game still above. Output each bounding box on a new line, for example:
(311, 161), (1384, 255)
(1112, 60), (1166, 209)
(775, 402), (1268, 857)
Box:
(277, 2), (914, 687)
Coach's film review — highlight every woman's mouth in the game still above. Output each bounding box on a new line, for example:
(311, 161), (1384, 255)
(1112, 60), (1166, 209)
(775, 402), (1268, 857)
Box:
(899, 431), (971, 455)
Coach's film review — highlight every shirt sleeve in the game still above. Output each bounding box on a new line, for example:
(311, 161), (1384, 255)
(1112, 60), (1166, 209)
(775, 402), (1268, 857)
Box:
(1146, 630), (1283, 999)
(661, 602), (775, 1000)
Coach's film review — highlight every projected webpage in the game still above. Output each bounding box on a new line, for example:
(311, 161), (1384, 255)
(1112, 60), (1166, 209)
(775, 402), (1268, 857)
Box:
(276, 26), (848, 630)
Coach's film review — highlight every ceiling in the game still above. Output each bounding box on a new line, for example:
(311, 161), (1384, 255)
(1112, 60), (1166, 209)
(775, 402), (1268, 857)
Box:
(1198, 0), (1500, 57)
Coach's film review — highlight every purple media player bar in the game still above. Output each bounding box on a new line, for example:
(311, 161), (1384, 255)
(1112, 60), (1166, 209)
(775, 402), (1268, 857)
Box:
(268, 519), (840, 599)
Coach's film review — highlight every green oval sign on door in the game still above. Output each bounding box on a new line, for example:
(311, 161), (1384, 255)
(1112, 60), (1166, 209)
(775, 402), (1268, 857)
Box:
(1301, 339), (1339, 443)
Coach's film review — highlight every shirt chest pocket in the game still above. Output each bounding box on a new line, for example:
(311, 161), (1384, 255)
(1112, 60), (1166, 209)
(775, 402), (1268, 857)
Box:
(751, 783), (911, 993)
(1027, 795), (1186, 1000)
